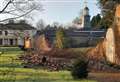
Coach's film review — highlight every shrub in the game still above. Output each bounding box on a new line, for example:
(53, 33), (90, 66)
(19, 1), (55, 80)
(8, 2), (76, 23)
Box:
(54, 28), (70, 49)
(71, 59), (88, 79)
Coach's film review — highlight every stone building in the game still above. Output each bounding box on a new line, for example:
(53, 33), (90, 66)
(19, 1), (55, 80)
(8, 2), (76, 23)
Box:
(79, 6), (91, 28)
(73, 0), (91, 29)
(0, 22), (36, 47)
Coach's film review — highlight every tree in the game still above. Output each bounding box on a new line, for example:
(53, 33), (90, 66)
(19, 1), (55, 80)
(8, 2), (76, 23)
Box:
(52, 22), (59, 28)
(19, 19), (29, 24)
(73, 17), (81, 24)
(35, 34), (51, 51)
(55, 28), (69, 49)
(0, 0), (43, 22)
(72, 10), (83, 25)
(98, 0), (120, 28)
(36, 19), (45, 30)
(71, 59), (88, 79)
(45, 24), (51, 30)
(100, 17), (110, 29)
(91, 14), (101, 28)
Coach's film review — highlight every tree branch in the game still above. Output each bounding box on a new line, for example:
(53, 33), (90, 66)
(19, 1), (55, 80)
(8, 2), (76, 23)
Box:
(2, 9), (17, 13)
(3, 12), (19, 16)
(0, 0), (43, 22)
(0, 7), (36, 22)
(0, 0), (14, 13)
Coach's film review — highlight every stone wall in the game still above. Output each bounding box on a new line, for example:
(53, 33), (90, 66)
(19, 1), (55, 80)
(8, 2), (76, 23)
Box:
(113, 5), (120, 65)
(87, 5), (120, 65)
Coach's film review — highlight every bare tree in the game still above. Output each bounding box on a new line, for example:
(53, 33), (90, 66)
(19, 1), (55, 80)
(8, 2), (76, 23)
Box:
(0, 0), (43, 22)
(36, 19), (45, 30)
(52, 22), (59, 27)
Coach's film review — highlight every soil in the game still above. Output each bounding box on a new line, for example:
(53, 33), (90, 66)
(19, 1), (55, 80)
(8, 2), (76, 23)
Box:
(89, 72), (120, 82)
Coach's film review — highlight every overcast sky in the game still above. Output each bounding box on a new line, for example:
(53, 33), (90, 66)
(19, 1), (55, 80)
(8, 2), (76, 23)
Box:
(0, 0), (101, 26)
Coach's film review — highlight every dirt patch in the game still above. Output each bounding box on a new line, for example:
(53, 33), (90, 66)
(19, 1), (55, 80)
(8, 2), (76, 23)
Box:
(89, 73), (120, 82)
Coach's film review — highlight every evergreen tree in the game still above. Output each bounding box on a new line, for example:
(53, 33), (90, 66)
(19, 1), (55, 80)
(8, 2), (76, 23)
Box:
(71, 59), (88, 79)
(55, 28), (69, 49)
(73, 17), (82, 24)
(98, 0), (120, 28)
(35, 34), (51, 51)
(91, 14), (101, 28)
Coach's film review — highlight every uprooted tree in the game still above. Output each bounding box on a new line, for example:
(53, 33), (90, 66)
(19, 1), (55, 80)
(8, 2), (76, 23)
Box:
(0, 0), (43, 22)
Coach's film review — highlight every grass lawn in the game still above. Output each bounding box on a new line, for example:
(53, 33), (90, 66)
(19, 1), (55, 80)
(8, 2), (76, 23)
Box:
(0, 47), (96, 82)
(1, 47), (120, 82)
(71, 47), (92, 53)
(0, 68), (96, 82)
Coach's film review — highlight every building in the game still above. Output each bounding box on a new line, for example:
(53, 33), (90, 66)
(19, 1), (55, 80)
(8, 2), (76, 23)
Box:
(0, 22), (36, 47)
(41, 28), (106, 48)
(34, 1), (106, 48)
(79, 6), (91, 28)
(73, 0), (91, 29)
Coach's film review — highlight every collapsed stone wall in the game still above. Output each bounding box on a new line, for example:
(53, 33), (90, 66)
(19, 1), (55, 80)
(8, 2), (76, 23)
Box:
(87, 40), (106, 61)
(87, 5), (120, 71)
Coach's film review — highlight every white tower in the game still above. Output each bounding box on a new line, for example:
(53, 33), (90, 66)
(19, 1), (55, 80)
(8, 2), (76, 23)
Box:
(81, 0), (91, 28)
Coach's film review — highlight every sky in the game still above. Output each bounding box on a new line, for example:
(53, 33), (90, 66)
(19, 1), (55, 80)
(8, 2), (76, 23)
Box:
(0, 0), (101, 26)
(33, 0), (101, 25)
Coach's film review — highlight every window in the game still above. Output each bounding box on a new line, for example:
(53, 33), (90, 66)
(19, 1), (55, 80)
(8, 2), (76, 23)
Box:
(0, 31), (2, 35)
(4, 39), (8, 45)
(10, 39), (13, 45)
(0, 39), (3, 45)
(5, 31), (8, 36)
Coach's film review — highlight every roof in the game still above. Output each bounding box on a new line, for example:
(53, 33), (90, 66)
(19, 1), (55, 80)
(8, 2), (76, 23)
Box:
(43, 29), (106, 38)
(84, 7), (89, 10)
(0, 23), (36, 30)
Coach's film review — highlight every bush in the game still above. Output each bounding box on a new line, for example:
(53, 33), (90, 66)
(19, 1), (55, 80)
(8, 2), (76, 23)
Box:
(71, 59), (88, 79)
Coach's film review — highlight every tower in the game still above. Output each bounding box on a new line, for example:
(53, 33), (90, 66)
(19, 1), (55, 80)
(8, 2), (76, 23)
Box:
(80, 0), (91, 28)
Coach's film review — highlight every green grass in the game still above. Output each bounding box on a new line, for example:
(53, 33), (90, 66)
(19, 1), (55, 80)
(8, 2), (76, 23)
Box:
(0, 47), (22, 54)
(0, 68), (96, 82)
(71, 47), (92, 53)
(0, 47), (21, 51)
(0, 47), (96, 82)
